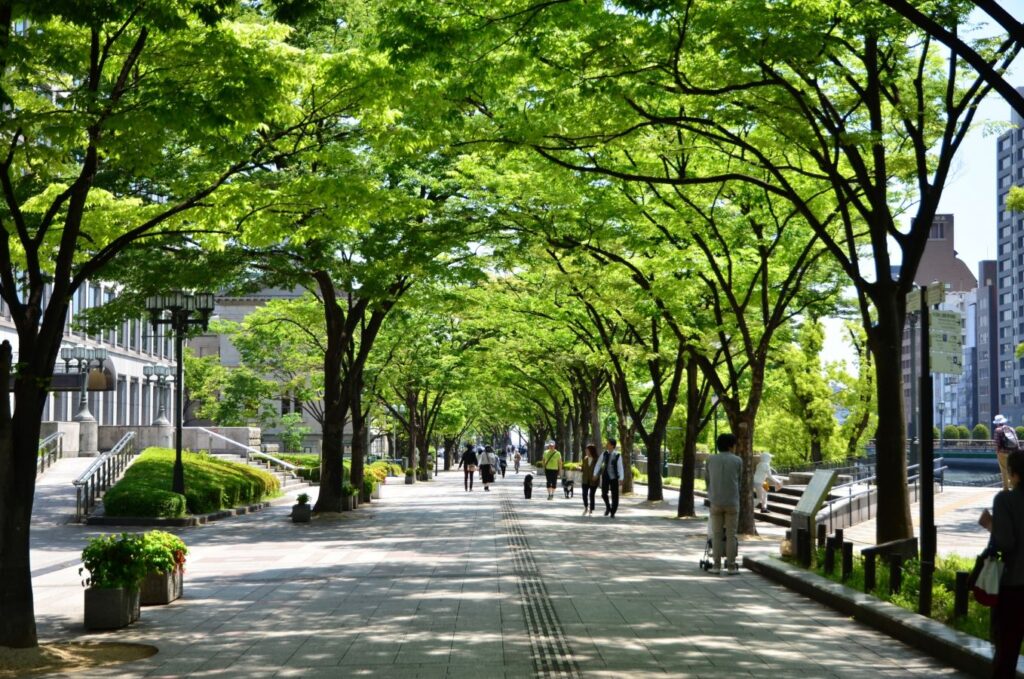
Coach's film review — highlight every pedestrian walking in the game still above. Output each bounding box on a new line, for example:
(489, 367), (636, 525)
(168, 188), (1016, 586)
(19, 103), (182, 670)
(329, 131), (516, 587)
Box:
(580, 444), (600, 515)
(479, 445), (498, 491)
(753, 452), (782, 513)
(979, 449), (1024, 678)
(513, 450), (521, 474)
(993, 414), (1019, 491)
(541, 440), (562, 500)
(706, 433), (742, 575)
(593, 438), (624, 517)
(458, 443), (478, 492)
(498, 450), (507, 478)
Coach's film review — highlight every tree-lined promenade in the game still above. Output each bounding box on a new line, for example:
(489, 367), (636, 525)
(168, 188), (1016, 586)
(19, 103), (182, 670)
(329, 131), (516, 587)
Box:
(0, 0), (1019, 653)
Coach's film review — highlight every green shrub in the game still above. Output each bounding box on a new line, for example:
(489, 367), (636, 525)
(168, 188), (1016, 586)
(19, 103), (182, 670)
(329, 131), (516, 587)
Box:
(140, 531), (187, 575)
(1016, 426), (1024, 441)
(941, 425), (960, 440)
(80, 533), (148, 590)
(278, 453), (320, 468)
(563, 462), (581, 471)
(956, 425), (971, 440)
(972, 423), (990, 440)
(103, 448), (280, 517)
(342, 483), (356, 497)
(362, 477), (374, 498)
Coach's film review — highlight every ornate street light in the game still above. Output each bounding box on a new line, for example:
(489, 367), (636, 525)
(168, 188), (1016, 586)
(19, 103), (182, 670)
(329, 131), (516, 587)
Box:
(60, 344), (108, 422)
(145, 290), (216, 495)
(143, 363), (173, 426)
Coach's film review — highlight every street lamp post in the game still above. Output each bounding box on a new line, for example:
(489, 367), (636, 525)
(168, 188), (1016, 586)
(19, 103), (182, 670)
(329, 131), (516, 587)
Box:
(61, 344), (108, 456)
(937, 401), (945, 448)
(143, 363), (173, 425)
(145, 291), (215, 495)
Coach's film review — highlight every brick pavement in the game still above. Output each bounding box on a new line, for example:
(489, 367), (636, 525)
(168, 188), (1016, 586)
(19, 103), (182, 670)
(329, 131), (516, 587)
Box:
(26, 461), (975, 677)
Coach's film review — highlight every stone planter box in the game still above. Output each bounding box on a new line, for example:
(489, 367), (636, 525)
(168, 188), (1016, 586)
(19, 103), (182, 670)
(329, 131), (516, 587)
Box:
(291, 503), (312, 523)
(404, 473), (415, 485)
(342, 495), (356, 511)
(371, 484), (381, 500)
(140, 570), (183, 606)
(84, 587), (138, 630)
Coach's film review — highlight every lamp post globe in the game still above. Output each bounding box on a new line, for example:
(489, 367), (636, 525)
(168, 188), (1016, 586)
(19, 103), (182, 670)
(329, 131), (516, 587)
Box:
(147, 290), (216, 495)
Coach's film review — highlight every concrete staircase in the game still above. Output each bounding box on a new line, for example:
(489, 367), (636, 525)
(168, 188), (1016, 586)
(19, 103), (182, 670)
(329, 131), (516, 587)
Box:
(755, 485), (803, 527)
(210, 453), (308, 494)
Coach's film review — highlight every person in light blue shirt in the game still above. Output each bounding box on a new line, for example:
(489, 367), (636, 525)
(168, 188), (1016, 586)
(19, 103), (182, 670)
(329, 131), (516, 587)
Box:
(705, 433), (742, 575)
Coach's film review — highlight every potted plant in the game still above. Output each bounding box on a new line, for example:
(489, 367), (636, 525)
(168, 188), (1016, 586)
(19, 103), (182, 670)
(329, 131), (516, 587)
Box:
(341, 483), (357, 510)
(404, 468), (415, 484)
(292, 492), (312, 523)
(80, 533), (148, 630)
(360, 477), (374, 503)
(139, 530), (187, 605)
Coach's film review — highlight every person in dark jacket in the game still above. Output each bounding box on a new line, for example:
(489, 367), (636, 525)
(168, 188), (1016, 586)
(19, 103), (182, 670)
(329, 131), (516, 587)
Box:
(580, 444), (600, 515)
(981, 449), (1024, 678)
(458, 443), (478, 492)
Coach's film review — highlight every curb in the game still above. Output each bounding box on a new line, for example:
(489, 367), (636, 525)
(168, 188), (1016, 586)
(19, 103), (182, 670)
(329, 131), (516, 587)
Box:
(86, 502), (272, 527)
(743, 554), (1022, 678)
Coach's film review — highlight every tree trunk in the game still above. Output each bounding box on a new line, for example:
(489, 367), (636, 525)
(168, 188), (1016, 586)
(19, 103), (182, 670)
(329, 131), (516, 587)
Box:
(868, 312), (913, 543)
(639, 422), (666, 502)
(617, 421), (635, 495)
(678, 357), (699, 518)
(313, 275), (347, 514)
(350, 387), (367, 501)
(730, 410), (757, 535)
(0, 340), (47, 649)
(589, 380), (603, 448)
(406, 388), (417, 480)
(810, 439), (822, 464)
(443, 436), (456, 470)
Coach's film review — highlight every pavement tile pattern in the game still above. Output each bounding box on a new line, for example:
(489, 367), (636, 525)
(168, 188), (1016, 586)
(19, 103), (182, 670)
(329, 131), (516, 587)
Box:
(25, 459), (987, 677)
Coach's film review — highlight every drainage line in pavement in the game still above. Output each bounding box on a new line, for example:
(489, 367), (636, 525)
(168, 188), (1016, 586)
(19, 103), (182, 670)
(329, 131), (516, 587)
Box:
(500, 498), (581, 679)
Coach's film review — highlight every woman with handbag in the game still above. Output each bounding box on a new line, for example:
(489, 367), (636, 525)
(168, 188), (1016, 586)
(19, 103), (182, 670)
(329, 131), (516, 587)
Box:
(580, 444), (600, 515)
(980, 449), (1024, 677)
(458, 443), (479, 492)
(479, 445), (498, 492)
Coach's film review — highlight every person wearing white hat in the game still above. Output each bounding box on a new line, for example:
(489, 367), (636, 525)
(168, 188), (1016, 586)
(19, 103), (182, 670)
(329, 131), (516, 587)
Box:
(993, 414), (1018, 491)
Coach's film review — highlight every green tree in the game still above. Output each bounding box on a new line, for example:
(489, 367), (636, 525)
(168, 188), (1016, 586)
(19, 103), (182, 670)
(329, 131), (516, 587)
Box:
(0, 2), (308, 649)
(973, 423), (990, 440)
(780, 321), (836, 464)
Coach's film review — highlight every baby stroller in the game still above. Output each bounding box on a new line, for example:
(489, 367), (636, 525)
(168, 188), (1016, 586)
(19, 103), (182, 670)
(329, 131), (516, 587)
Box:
(699, 520), (726, 571)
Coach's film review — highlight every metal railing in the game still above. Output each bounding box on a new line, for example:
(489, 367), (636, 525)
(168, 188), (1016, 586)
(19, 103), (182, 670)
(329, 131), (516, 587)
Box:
(72, 432), (137, 522)
(819, 458), (948, 533)
(193, 427), (298, 473)
(36, 432), (64, 476)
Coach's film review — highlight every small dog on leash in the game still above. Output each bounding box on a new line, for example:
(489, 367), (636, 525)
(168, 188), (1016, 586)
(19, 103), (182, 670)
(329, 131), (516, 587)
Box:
(562, 477), (574, 498)
(524, 474), (533, 499)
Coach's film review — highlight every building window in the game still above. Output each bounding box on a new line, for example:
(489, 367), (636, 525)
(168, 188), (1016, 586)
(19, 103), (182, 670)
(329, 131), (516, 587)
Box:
(929, 223), (945, 239)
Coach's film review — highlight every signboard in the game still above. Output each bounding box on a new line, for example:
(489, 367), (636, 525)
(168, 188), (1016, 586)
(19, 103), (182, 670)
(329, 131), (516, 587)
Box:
(929, 310), (963, 375)
(792, 469), (839, 516)
(906, 285), (946, 313)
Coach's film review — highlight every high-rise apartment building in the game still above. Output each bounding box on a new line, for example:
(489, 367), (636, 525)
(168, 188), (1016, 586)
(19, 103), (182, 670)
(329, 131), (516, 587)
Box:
(976, 260), (999, 426)
(995, 97), (1024, 425)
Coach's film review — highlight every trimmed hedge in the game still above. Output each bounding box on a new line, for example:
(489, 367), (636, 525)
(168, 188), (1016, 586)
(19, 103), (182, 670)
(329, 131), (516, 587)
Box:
(103, 448), (280, 518)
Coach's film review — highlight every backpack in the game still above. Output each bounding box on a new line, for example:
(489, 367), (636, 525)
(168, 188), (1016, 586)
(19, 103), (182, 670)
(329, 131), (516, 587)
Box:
(999, 425), (1020, 451)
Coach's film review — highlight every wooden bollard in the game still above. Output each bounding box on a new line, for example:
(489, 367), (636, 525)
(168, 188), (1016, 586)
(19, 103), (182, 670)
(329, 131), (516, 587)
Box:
(797, 528), (811, 567)
(835, 528), (844, 545)
(824, 537), (836, 575)
(954, 571), (969, 618)
(888, 555), (902, 594)
(841, 542), (853, 581)
(864, 554), (876, 592)
(817, 523), (827, 548)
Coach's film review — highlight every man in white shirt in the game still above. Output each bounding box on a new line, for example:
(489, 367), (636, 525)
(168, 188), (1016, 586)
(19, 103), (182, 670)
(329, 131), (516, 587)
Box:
(593, 438), (624, 517)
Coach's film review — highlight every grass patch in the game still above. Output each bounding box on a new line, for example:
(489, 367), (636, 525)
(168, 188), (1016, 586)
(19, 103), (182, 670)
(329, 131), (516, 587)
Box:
(633, 470), (706, 492)
(103, 448), (281, 517)
(795, 549), (1006, 648)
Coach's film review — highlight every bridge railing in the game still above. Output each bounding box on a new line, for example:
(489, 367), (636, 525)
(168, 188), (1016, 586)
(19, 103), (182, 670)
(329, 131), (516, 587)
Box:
(36, 431), (64, 476)
(72, 432), (137, 522)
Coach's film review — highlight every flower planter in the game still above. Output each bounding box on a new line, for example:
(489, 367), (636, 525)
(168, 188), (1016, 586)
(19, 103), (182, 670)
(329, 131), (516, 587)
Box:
(84, 587), (138, 630)
(371, 484), (381, 500)
(341, 495), (356, 511)
(292, 503), (312, 523)
(140, 570), (183, 606)
(404, 473), (415, 485)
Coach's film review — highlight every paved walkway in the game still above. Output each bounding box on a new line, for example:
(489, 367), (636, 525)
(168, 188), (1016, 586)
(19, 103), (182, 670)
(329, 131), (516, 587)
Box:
(27, 463), (976, 677)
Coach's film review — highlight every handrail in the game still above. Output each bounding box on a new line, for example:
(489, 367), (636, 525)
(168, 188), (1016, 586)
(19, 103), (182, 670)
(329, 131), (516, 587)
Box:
(192, 426), (298, 472)
(72, 432), (137, 522)
(36, 432), (64, 476)
(817, 458), (947, 534)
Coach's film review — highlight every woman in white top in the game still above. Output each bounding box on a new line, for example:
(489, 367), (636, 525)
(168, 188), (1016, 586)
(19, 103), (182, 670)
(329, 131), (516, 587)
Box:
(753, 452), (782, 513)
(478, 445), (498, 491)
